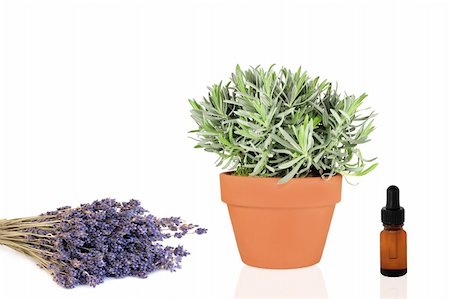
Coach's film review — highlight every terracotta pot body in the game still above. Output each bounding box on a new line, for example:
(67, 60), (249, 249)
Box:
(220, 172), (342, 269)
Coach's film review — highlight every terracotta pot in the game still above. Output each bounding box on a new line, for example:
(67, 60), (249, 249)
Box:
(220, 172), (342, 269)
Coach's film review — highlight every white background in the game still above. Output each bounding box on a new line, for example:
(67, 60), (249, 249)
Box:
(0, 0), (449, 298)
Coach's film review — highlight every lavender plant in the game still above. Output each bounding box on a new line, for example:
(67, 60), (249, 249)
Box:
(189, 65), (377, 183)
(0, 199), (207, 288)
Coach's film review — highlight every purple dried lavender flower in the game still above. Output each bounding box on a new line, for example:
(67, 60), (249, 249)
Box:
(0, 199), (207, 288)
(195, 228), (208, 235)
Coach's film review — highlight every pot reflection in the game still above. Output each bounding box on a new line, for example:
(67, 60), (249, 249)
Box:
(234, 265), (328, 299)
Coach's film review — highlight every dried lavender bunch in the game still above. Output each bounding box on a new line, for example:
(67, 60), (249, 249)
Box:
(0, 199), (207, 288)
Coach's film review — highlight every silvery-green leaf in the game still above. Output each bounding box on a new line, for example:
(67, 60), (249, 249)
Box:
(277, 156), (304, 170)
(270, 133), (297, 152)
(278, 161), (303, 184)
(250, 152), (268, 176)
(278, 127), (302, 152)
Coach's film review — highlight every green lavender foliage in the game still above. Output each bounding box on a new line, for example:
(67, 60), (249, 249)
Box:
(189, 65), (377, 184)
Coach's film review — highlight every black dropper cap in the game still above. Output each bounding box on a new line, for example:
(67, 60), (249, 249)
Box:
(381, 185), (405, 225)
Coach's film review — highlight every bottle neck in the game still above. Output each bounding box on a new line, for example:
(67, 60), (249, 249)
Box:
(383, 224), (404, 230)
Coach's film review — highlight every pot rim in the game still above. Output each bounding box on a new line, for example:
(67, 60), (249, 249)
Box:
(221, 171), (342, 182)
(220, 171), (342, 208)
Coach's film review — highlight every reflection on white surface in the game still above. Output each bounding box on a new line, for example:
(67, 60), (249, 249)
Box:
(380, 275), (407, 299)
(235, 265), (328, 299)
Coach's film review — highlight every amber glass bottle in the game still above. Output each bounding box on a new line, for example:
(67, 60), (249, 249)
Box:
(380, 186), (407, 277)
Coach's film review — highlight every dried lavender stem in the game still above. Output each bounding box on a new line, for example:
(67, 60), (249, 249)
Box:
(0, 221), (59, 229)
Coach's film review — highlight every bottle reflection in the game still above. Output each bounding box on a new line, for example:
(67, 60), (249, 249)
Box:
(235, 265), (328, 299)
(380, 275), (407, 299)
